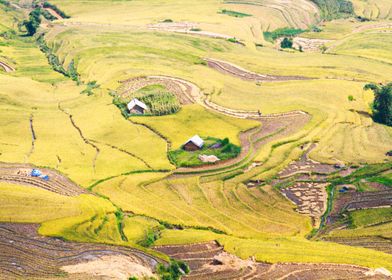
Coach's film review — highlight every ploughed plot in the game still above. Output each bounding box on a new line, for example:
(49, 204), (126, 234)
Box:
(154, 241), (391, 280)
(0, 223), (159, 279)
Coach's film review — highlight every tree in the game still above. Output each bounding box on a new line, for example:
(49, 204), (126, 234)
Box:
(364, 83), (392, 126)
(23, 8), (42, 36)
(280, 37), (293, 49)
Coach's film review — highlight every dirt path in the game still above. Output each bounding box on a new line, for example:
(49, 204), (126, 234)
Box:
(206, 58), (313, 82)
(0, 61), (15, 72)
(147, 22), (234, 40)
(154, 241), (390, 280)
(0, 162), (88, 196)
(44, 7), (63, 20)
(0, 223), (160, 279)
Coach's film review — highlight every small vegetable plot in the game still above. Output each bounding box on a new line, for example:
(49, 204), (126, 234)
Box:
(169, 137), (241, 167)
(114, 84), (180, 117)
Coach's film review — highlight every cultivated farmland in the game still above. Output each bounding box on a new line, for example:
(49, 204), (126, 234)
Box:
(0, 0), (392, 279)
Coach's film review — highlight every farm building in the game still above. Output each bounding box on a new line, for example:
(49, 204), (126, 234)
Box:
(127, 98), (148, 114)
(183, 135), (204, 151)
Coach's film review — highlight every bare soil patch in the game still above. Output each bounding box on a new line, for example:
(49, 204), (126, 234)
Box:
(206, 58), (313, 82)
(281, 182), (328, 227)
(0, 223), (159, 279)
(44, 7), (63, 20)
(0, 162), (88, 196)
(62, 255), (155, 280)
(154, 241), (390, 279)
(0, 61), (15, 73)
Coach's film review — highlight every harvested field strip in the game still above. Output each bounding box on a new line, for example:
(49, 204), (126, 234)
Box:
(0, 163), (87, 196)
(206, 58), (313, 82)
(0, 223), (160, 279)
(0, 61), (14, 73)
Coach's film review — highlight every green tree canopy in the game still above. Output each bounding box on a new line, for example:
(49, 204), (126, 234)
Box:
(364, 83), (392, 126)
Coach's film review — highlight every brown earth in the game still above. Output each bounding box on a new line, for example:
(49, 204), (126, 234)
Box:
(281, 182), (328, 227)
(206, 58), (313, 82)
(154, 241), (391, 279)
(0, 162), (88, 196)
(0, 61), (15, 73)
(0, 223), (160, 280)
(43, 8), (63, 20)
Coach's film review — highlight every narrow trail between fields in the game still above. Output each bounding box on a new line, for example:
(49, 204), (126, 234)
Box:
(58, 103), (100, 173)
(0, 61), (15, 72)
(26, 113), (36, 161)
(205, 58), (314, 82)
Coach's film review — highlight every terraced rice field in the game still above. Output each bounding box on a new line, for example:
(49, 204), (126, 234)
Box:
(1, 0), (392, 277)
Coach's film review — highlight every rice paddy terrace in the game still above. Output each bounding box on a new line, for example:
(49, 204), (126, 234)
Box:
(0, 0), (392, 279)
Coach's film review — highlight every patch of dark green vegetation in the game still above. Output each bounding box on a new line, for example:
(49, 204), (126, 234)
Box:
(41, 9), (57, 21)
(280, 37), (293, 49)
(114, 85), (180, 117)
(36, 34), (67, 75)
(114, 209), (128, 242)
(162, 19), (173, 23)
(139, 228), (161, 247)
(81, 80), (99, 96)
(42, 1), (70, 19)
(21, 8), (41, 36)
(157, 260), (190, 280)
(310, 0), (354, 20)
(364, 83), (392, 127)
(169, 137), (241, 167)
(219, 9), (251, 18)
(263, 27), (305, 42)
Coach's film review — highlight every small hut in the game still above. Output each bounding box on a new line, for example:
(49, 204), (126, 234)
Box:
(183, 135), (204, 151)
(127, 98), (148, 114)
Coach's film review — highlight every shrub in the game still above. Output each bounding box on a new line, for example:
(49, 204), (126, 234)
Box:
(157, 260), (189, 280)
(162, 19), (173, 23)
(348, 95), (355, 101)
(263, 27), (305, 42)
(280, 37), (293, 49)
(219, 9), (251, 18)
(43, 1), (70, 18)
(310, 0), (354, 20)
(364, 83), (392, 126)
(23, 8), (42, 36)
(81, 81), (99, 96)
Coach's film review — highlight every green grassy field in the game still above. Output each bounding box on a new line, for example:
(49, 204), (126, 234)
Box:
(1, 0), (392, 274)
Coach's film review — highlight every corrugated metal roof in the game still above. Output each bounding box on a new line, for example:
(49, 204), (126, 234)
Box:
(186, 135), (204, 148)
(127, 98), (148, 111)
